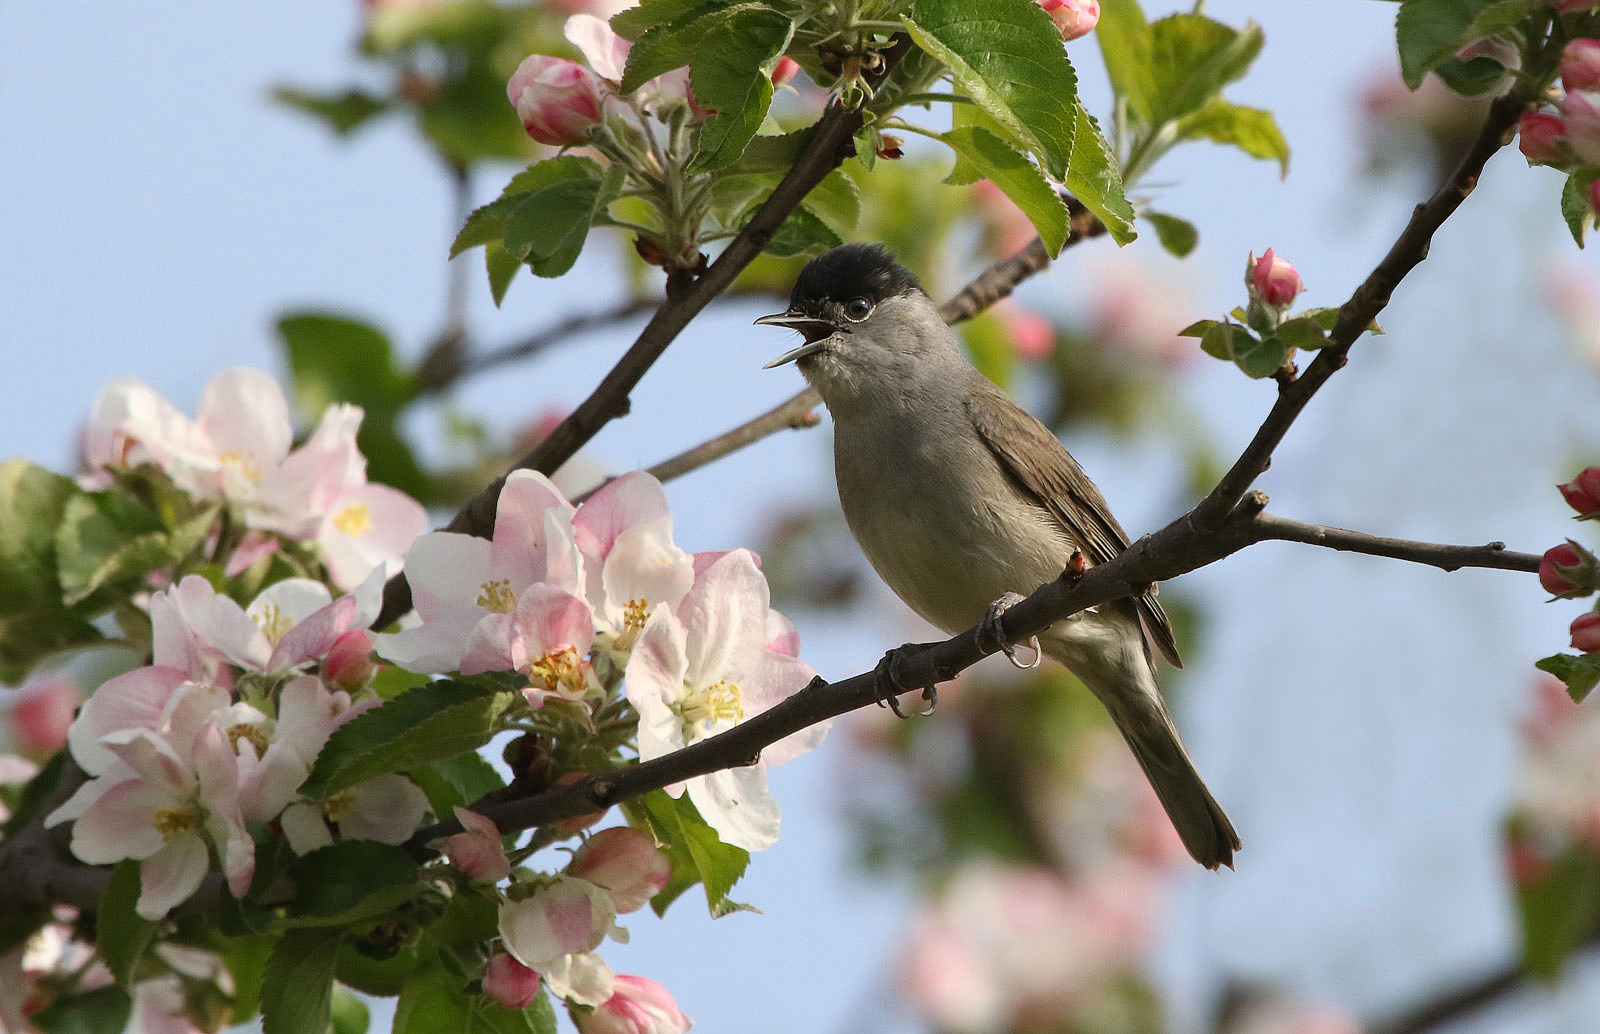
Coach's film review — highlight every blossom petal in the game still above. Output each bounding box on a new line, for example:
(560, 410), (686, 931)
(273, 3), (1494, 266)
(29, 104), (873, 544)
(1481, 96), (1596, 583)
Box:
(68, 666), (188, 775)
(137, 835), (210, 919)
(688, 765), (779, 851)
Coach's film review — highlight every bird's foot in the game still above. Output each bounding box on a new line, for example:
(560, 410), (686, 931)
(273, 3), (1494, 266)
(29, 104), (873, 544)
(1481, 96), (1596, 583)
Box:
(874, 644), (939, 718)
(978, 593), (1042, 671)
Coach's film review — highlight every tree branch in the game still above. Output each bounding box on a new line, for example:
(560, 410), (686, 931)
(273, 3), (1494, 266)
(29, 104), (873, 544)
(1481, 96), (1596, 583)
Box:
(1188, 92), (1527, 533)
(1251, 514), (1540, 573)
(374, 36), (913, 629)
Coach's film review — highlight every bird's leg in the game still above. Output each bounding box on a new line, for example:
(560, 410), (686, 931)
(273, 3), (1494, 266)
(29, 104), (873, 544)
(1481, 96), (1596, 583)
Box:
(874, 643), (940, 718)
(978, 592), (1042, 670)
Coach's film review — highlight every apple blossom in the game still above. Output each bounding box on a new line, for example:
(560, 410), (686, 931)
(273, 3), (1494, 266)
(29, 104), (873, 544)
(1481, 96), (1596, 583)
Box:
(374, 469), (585, 674)
(573, 472), (695, 657)
(568, 827), (672, 913)
(508, 55), (606, 146)
(319, 481), (430, 588)
(771, 56), (801, 86)
(323, 629), (378, 690)
(484, 953), (542, 1010)
(1518, 111), (1567, 164)
(498, 877), (620, 1005)
(1573, 613), (1600, 653)
(1564, 39), (1600, 92)
(1540, 540), (1599, 597)
(446, 807), (512, 884)
(565, 14), (630, 82)
(1038, 0), (1099, 41)
(279, 772), (430, 853)
(1562, 89), (1600, 165)
(9, 674), (80, 758)
(1248, 248), (1304, 308)
(1559, 466), (1600, 517)
(625, 550), (824, 850)
(577, 974), (692, 1034)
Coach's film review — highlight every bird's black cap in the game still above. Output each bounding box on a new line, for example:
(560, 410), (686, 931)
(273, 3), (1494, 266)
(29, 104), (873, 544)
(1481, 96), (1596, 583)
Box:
(789, 242), (925, 312)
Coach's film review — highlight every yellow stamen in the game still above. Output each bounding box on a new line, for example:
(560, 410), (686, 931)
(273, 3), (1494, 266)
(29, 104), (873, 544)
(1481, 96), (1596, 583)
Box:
(477, 579), (517, 614)
(332, 501), (373, 537)
(219, 450), (263, 484)
(228, 723), (269, 756)
(255, 603), (293, 646)
(528, 647), (592, 699)
(153, 803), (204, 841)
(623, 598), (650, 633)
(323, 788), (356, 824)
(676, 679), (745, 729)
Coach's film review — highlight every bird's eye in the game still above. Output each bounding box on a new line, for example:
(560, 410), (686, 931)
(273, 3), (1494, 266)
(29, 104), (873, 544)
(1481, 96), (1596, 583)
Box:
(843, 297), (873, 321)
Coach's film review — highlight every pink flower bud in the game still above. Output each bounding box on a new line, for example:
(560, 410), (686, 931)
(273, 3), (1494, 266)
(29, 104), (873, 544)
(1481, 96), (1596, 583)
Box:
(1541, 540), (1600, 598)
(1564, 39), (1600, 91)
(1559, 467), (1600, 517)
(1562, 90), (1600, 165)
(576, 975), (691, 1034)
(1552, 0), (1600, 13)
(445, 808), (512, 884)
(568, 827), (672, 914)
(771, 57), (801, 87)
(1518, 111), (1568, 164)
(484, 953), (541, 1009)
(10, 676), (80, 758)
(1591, 177), (1600, 215)
(507, 55), (605, 147)
(1572, 612), (1600, 652)
(1248, 248), (1304, 308)
(1038, 0), (1100, 40)
(323, 629), (378, 690)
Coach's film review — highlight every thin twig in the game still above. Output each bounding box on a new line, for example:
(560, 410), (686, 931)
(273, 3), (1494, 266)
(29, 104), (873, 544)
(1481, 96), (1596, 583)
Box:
(374, 36), (914, 629)
(1188, 92), (1527, 533)
(1252, 514), (1540, 573)
(417, 298), (661, 394)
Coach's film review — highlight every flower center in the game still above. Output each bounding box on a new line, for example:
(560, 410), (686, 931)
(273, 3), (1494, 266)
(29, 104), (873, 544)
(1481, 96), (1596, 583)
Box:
(228, 723), (269, 756)
(477, 579), (518, 614)
(332, 501), (373, 537)
(623, 598), (650, 633)
(323, 788), (356, 824)
(219, 450), (263, 484)
(676, 679), (744, 731)
(154, 802), (204, 841)
(254, 603), (293, 646)
(528, 647), (591, 700)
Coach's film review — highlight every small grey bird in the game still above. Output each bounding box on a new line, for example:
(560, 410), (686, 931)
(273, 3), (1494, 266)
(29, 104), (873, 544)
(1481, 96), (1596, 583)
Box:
(756, 242), (1239, 869)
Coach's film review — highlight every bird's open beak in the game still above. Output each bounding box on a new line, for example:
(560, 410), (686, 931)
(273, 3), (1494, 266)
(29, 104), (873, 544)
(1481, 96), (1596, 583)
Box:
(754, 312), (840, 368)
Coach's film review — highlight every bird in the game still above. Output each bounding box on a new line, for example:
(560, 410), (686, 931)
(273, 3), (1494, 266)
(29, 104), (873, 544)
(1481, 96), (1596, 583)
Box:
(755, 242), (1239, 869)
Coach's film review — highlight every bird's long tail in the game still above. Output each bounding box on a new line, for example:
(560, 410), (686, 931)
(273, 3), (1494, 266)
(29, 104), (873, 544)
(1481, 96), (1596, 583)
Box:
(1044, 627), (1239, 870)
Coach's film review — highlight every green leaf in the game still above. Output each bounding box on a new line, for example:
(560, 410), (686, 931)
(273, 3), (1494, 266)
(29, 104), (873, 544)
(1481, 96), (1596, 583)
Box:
(1178, 318), (1220, 339)
(452, 156), (604, 258)
(1300, 306), (1385, 336)
(486, 241), (520, 306)
(1198, 321), (1236, 360)
(1536, 652), (1600, 702)
(903, 0), (1079, 179)
(1095, 0), (1155, 123)
(1276, 317), (1330, 352)
(261, 929), (342, 1034)
(763, 206), (842, 257)
(624, 789), (751, 916)
(1561, 170), (1599, 249)
(1065, 99), (1136, 245)
(29, 986), (132, 1034)
(271, 87), (390, 136)
(621, 2), (736, 93)
(287, 841), (421, 926)
(1174, 99), (1289, 175)
(0, 460), (78, 612)
(1144, 211), (1198, 257)
(797, 170), (862, 237)
(53, 493), (172, 607)
(1232, 329), (1293, 379)
(409, 751), (507, 819)
(688, 9), (792, 170)
(612, 0), (719, 40)
(1394, 0), (1530, 89)
(1144, 13), (1263, 126)
(216, 935), (277, 1024)
(99, 861), (157, 986)
(1433, 54), (1515, 96)
(332, 987), (372, 1034)
(940, 126), (1070, 255)
(301, 679), (508, 798)
(1517, 845), (1600, 979)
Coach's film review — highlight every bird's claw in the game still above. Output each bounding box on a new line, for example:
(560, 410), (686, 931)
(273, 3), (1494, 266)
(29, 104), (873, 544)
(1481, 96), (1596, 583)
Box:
(875, 644), (939, 719)
(979, 592), (1041, 670)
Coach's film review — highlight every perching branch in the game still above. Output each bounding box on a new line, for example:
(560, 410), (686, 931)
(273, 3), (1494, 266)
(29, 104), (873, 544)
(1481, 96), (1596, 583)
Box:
(1251, 514), (1540, 573)
(374, 36), (914, 629)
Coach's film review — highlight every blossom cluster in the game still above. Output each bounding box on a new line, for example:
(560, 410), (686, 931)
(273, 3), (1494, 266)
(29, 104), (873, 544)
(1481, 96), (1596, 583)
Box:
(45, 571), (416, 919)
(377, 467), (825, 852)
(1518, 37), (1600, 214)
(84, 367), (427, 590)
(1509, 675), (1600, 884)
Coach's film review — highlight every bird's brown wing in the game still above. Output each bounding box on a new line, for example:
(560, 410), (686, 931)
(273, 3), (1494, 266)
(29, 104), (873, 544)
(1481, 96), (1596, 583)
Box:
(966, 385), (1183, 669)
